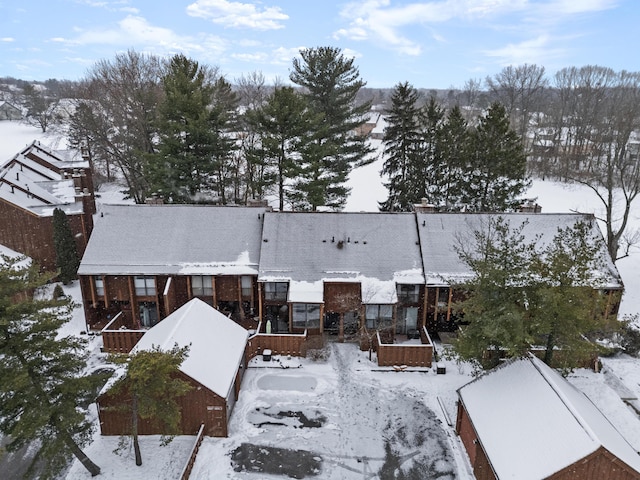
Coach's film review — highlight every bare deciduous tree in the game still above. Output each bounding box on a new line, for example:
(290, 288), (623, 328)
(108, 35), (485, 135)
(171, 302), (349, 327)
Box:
(486, 64), (548, 145)
(67, 50), (165, 203)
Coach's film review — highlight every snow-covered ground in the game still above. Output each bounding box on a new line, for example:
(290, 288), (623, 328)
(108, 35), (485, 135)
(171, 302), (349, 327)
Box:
(2, 120), (640, 479)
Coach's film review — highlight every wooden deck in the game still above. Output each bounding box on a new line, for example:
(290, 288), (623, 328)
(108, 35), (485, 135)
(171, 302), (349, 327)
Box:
(375, 326), (434, 368)
(100, 312), (146, 354)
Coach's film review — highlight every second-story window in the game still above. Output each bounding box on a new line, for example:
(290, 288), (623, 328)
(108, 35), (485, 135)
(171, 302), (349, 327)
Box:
(264, 282), (288, 301)
(191, 275), (213, 296)
(241, 276), (253, 298)
(397, 284), (419, 303)
(134, 276), (156, 296)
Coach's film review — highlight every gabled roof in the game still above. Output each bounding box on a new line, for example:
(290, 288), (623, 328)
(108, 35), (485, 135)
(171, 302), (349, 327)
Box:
(258, 212), (425, 303)
(457, 356), (640, 479)
(417, 212), (622, 288)
(131, 298), (249, 399)
(78, 204), (266, 275)
(0, 141), (87, 216)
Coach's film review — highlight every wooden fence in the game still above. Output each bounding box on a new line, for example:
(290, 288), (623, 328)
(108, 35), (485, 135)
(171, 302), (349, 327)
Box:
(245, 323), (308, 362)
(179, 424), (206, 480)
(101, 312), (146, 354)
(375, 326), (434, 368)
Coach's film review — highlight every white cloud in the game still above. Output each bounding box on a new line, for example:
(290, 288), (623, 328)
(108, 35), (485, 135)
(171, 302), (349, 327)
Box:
(271, 46), (304, 66)
(1, 38), (15, 42)
(482, 34), (565, 66)
(334, 0), (522, 56)
(186, 0), (288, 30)
(334, 0), (616, 58)
(59, 15), (226, 58)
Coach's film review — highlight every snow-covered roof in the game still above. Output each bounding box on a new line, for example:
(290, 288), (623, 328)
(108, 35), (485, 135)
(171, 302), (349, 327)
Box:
(131, 298), (249, 399)
(417, 212), (622, 288)
(258, 212), (425, 289)
(78, 204), (266, 275)
(0, 140), (87, 216)
(458, 356), (640, 479)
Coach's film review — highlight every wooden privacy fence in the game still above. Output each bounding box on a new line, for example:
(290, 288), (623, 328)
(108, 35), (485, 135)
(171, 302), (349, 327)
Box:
(179, 424), (206, 480)
(375, 326), (434, 368)
(245, 325), (308, 362)
(101, 312), (146, 354)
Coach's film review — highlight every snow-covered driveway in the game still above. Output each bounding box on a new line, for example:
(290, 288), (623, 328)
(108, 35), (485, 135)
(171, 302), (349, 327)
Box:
(191, 343), (462, 479)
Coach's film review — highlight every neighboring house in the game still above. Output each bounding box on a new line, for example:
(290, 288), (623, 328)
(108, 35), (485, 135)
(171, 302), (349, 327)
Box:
(77, 204), (267, 330)
(0, 101), (22, 121)
(258, 211), (424, 340)
(456, 355), (640, 480)
(77, 206), (622, 341)
(98, 298), (249, 437)
(0, 141), (95, 271)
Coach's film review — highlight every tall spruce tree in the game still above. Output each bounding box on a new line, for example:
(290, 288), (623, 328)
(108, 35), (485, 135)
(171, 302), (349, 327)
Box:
(380, 82), (424, 211)
(0, 256), (101, 478)
(52, 208), (80, 285)
(146, 54), (236, 203)
(419, 97), (446, 205)
(439, 105), (470, 209)
(290, 46), (373, 210)
(464, 102), (530, 211)
(248, 86), (319, 211)
(108, 345), (191, 466)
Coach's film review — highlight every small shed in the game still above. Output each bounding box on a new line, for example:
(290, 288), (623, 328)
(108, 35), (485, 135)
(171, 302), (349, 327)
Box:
(456, 356), (640, 480)
(98, 298), (249, 437)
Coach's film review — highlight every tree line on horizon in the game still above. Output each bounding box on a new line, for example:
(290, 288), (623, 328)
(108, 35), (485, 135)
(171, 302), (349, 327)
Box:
(3, 54), (640, 261)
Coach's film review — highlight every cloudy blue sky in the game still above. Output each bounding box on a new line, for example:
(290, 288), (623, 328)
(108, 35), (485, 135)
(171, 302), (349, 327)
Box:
(1, 0), (637, 88)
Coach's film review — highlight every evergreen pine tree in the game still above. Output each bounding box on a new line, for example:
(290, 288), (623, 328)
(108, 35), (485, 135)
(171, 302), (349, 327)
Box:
(109, 344), (191, 466)
(0, 256), (101, 478)
(454, 218), (538, 368)
(290, 46), (374, 210)
(454, 217), (614, 370)
(439, 105), (470, 209)
(419, 96), (446, 205)
(52, 208), (80, 284)
(529, 220), (611, 368)
(248, 86), (319, 211)
(465, 102), (530, 211)
(146, 54), (237, 203)
(380, 82), (424, 211)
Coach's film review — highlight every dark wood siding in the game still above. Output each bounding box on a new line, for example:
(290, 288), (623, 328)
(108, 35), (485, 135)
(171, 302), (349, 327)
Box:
(324, 282), (361, 312)
(98, 371), (229, 437)
(548, 448), (640, 480)
(216, 276), (239, 302)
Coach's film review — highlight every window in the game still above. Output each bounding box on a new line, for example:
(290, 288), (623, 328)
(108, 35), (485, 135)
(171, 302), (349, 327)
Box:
(292, 303), (320, 329)
(397, 284), (419, 303)
(94, 276), (104, 296)
(264, 282), (288, 301)
(134, 276), (156, 296)
(365, 304), (393, 330)
(241, 276), (253, 298)
(437, 287), (450, 307)
(191, 275), (213, 297)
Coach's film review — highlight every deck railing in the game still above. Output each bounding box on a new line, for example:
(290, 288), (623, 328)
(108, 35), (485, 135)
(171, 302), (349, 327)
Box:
(375, 326), (434, 368)
(245, 322), (308, 362)
(100, 312), (146, 354)
(179, 424), (206, 480)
